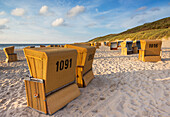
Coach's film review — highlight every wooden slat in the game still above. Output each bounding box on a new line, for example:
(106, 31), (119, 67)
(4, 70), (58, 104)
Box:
(35, 82), (40, 110)
(30, 81), (37, 110)
(24, 81), (30, 106)
(29, 58), (36, 78)
(39, 83), (47, 113)
(35, 59), (43, 79)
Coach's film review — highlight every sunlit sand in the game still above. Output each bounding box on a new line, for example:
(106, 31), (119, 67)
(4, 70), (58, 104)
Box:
(0, 40), (169, 116)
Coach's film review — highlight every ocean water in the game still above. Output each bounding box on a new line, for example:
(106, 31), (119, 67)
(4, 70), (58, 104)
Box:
(0, 44), (65, 50)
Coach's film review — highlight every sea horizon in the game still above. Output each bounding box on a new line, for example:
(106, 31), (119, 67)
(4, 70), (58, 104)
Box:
(0, 43), (67, 50)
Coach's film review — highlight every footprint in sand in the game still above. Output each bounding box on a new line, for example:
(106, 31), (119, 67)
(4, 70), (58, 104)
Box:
(100, 97), (105, 100)
(92, 109), (98, 113)
(116, 100), (125, 114)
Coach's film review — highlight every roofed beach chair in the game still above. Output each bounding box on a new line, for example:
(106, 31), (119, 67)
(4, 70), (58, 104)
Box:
(65, 44), (96, 87)
(47, 45), (60, 47)
(90, 42), (94, 46)
(98, 42), (101, 46)
(3, 46), (17, 63)
(94, 42), (100, 49)
(104, 42), (107, 46)
(136, 40), (141, 52)
(121, 41), (133, 55)
(132, 41), (138, 54)
(47, 45), (53, 47)
(24, 46), (35, 49)
(74, 42), (91, 46)
(60, 45), (65, 47)
(106, 42), (110, 46)
(23, 47), (80, 115)
(110, 41), (118, 50)
(139, 40), (162, 62)
(40, 45), (45, 47)
(117, 41), (123, 47)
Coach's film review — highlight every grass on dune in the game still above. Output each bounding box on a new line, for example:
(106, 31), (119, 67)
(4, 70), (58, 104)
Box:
(89, 17), (170, 42)
(109, 28), (170, 41)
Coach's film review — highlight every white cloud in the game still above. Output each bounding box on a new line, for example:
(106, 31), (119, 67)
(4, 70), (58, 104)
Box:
(40, 5), (48, 14)
(95, 9), (113, 16)
(11, 8), (25, 16)
(95, 8), (98, 12)
(86, 23), (97, 28)
(136, 6), (147, 11)
(122, 6), (170, 28)
(52, 18), (64, 27)
(0, 11), (6, 15)
(67, 5), (85, 17)
(0, 18), (9, 26)
(0, 25), (9, 30)
(151, 7), (160, 11)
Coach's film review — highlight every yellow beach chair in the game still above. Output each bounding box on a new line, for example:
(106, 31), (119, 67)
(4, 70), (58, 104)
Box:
(3, 46), (17, 62)
(136, 40), (141, 52)
(110, 41), (118, 50)
(104, 42), (107, 46)
(117, 41), (123, 47)
(132, 41), (138, 54)
(24, 46), (35, 49)
(139, 40), (162, 62)
(121, 41), (133, 55)
(47, 45), (60, 47)
(74, 42), (91, 46)
(90, 42), (94, 46)
(65, 44), (96, 87)
(94, 42), (100, 49)
(40, 45), (45, 47)
(98, 42), (101, 46)
(23, 47), (80, 115)
(60, 45), (65, 47)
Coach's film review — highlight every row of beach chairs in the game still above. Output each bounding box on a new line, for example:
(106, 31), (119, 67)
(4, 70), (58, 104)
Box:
(3, 40), (162, 63)
(103, 40), (162, 62)
(2, 40), (162, 114)
(3, 43), (96, 115)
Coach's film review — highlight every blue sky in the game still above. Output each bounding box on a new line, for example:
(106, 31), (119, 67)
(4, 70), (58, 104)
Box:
(0, 0), (170, 44)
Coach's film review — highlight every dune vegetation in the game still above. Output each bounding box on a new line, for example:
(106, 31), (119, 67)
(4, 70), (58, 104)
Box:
(89, 17), (170, 42)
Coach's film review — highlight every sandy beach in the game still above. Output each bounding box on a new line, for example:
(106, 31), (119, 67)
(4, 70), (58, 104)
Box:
(0, 40), (170, 117)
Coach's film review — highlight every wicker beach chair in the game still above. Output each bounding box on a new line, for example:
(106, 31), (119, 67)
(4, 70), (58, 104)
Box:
(139, 40), (162, 62)
(121, 41), (133, 55)
(3, 46), (17, 62)
(94, 42), (100, 49)
(74, 42), (91, 46)
(65, 44), (96, 87)
(104, 42), (107, 46)
(110, 41), (118, 50)
(136, 40), (141, 52)
(40, 45), (45, 47)
(47, 45), (60, 47)
(132, 41), (138, 54)
(24, 46), (35, 49)
(23, 47), (80, 115)
(117, 41), (123, 47)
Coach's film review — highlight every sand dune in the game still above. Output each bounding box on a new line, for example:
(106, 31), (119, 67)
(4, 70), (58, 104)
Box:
(0, 41), (170, 117)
